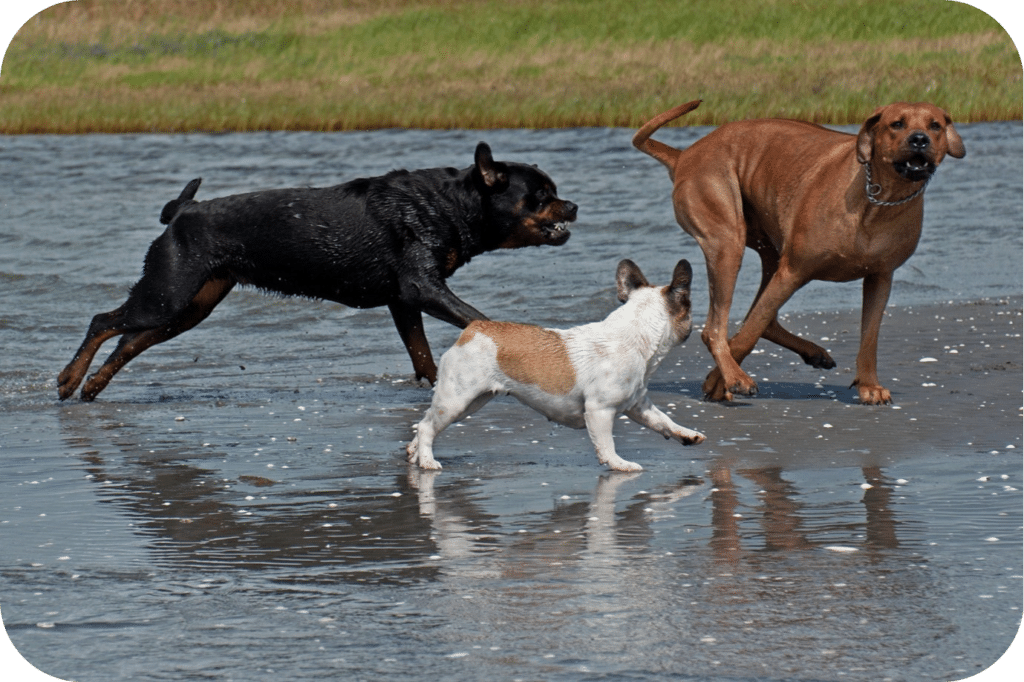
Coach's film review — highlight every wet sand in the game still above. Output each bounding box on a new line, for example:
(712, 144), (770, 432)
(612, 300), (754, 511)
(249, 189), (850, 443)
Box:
(2, 296), (1021, 682)
(386, 296), (1023, 472)
(1, 122), (1020, 681)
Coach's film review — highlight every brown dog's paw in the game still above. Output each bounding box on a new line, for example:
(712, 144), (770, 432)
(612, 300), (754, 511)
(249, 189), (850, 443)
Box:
(702, 368), (757, 401)
(800, 347), (836, 370)
(856, 384), (892, 405)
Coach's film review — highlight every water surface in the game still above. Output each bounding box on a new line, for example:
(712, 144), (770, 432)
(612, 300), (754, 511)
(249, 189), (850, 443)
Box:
(1, 124), (1021, 681)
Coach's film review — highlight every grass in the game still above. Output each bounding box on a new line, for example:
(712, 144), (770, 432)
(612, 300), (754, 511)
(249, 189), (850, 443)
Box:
(1, 0), (1019, 133)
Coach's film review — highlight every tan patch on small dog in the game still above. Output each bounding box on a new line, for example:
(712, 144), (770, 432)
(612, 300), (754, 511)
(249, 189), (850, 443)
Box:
(463, 320), (576, 395)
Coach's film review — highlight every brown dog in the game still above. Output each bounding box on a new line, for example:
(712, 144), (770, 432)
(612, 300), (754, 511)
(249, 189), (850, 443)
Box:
(633, 100), (965, 404)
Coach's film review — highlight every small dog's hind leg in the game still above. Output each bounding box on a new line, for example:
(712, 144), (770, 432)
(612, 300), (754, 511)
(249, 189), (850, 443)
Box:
(409, 390), (495, 470)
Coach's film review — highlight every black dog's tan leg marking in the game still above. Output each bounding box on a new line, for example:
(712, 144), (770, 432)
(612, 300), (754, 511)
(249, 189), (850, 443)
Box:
(77, 277), (235, 401)
(388, 301), (438, 384)
(57, 308), (129, 400)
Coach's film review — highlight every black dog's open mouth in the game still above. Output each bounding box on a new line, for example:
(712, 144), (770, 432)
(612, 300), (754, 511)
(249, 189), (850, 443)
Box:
(540, 221), (572, 245)
(894, 155), (936, 181)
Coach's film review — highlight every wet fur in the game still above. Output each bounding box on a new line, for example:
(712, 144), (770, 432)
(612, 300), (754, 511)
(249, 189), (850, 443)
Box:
(58, 143), (577, 401)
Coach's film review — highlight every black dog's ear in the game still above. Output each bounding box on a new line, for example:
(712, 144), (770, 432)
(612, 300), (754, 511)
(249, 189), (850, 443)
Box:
(666, 259), (692, 308)
(160, 177), (202, 224)
(474, 142), (508, 189)
(616, 259), (649, 303)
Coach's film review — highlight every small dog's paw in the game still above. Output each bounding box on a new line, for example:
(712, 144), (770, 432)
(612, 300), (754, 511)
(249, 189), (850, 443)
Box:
(609, 458), (643, 473)
(680, 430), (705, 446)
(418, 458), (443, 471)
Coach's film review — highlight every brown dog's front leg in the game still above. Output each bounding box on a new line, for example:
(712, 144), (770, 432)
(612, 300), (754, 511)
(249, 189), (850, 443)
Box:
(852, 272), (893, 404)
(388, 302), (438, 384)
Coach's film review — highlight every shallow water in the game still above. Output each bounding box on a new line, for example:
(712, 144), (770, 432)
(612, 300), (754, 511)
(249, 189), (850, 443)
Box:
(0, 125), (1021, 681)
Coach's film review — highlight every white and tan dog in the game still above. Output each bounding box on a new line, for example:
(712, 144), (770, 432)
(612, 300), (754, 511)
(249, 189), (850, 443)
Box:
(406, 259), (706, 472)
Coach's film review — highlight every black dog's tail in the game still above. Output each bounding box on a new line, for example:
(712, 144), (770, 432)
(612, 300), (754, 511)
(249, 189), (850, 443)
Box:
(159, 178), (202, 224)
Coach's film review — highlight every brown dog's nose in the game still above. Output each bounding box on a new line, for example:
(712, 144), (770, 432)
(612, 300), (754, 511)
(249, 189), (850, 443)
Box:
(908, 132), (930, 151)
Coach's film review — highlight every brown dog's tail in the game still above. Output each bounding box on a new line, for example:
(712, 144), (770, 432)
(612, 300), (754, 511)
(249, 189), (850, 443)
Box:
(631, 100), (702, 177)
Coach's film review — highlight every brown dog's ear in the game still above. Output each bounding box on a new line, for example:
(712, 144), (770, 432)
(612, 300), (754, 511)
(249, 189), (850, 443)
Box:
(616, 259), (649, 303)
(666, 259), (692, 309)
(943, 112), (966, 159)
(474, 142), (508, 188)
(856, 107), (885, 164)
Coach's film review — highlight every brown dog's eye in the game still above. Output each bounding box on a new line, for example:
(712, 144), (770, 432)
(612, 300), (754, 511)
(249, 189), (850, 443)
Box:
(929, 120), (942, 131)
(890, 120), (905, 130)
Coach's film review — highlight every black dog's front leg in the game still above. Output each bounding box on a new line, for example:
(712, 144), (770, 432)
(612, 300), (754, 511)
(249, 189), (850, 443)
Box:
(388, 301), (439, 384)
(402, 277), (489, 329)
(391, 271), (489, 383)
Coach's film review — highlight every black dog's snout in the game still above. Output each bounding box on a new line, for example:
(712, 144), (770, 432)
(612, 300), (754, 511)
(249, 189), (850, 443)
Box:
(908, 132), (930, 151)
(563, 201), (578, 219)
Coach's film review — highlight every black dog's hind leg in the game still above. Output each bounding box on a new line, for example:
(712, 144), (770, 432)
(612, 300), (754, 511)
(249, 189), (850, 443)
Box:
(389, 301), (439, 384)
(58, 305), (133, 400)
(77, 276), (236, 401)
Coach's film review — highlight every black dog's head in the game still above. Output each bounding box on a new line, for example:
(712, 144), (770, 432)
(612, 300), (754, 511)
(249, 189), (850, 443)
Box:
(471, 142), (578, 249)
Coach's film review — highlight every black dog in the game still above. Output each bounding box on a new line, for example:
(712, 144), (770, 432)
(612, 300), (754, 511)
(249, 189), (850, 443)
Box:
(58, 142), (577, 401)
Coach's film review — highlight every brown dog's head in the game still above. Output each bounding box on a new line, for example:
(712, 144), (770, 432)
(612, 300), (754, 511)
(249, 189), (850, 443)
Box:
(856, 102), (966, 182)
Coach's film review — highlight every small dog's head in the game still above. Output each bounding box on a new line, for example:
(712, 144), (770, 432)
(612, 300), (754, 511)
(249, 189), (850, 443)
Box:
(616, 258), (693, 343)
(471, 142), (578, 249)
(856, 102), (966, 182)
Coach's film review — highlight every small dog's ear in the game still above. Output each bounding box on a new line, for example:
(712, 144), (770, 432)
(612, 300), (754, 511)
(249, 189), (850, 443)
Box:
(667, 259), (692, 308)
(474, 142), (508, 189)
(616, 259), (648, 303)
(942, 111), (966, 159)
(856, 107), (885, 164)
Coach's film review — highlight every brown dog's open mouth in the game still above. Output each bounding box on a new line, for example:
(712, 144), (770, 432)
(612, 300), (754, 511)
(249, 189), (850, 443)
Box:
(894, 155), (936, 181)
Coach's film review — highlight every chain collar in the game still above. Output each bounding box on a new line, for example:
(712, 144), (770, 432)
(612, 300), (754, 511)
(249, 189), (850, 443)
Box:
(862, 162), (931, 207)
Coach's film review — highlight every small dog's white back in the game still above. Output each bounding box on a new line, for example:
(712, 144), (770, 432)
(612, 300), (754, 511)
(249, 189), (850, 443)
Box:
(406, 259), (705, 471)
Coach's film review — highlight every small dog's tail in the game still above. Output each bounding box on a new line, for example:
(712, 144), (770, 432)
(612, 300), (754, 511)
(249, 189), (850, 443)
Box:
(631, 100), (701, 177)
(159, 178), (202, 224)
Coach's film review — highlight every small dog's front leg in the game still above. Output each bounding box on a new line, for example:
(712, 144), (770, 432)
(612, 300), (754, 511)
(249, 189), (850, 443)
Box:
(626, 396), (705, 446)
(584, 405), (642, 472)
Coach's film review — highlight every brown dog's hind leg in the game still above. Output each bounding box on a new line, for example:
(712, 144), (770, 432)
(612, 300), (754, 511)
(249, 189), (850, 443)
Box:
(698, 242), (759, 401)
(78, 277), (235, 401)
(388, 301), (438, 384)
(705, 258), (808, 400)
(747, 242), (836, 369)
